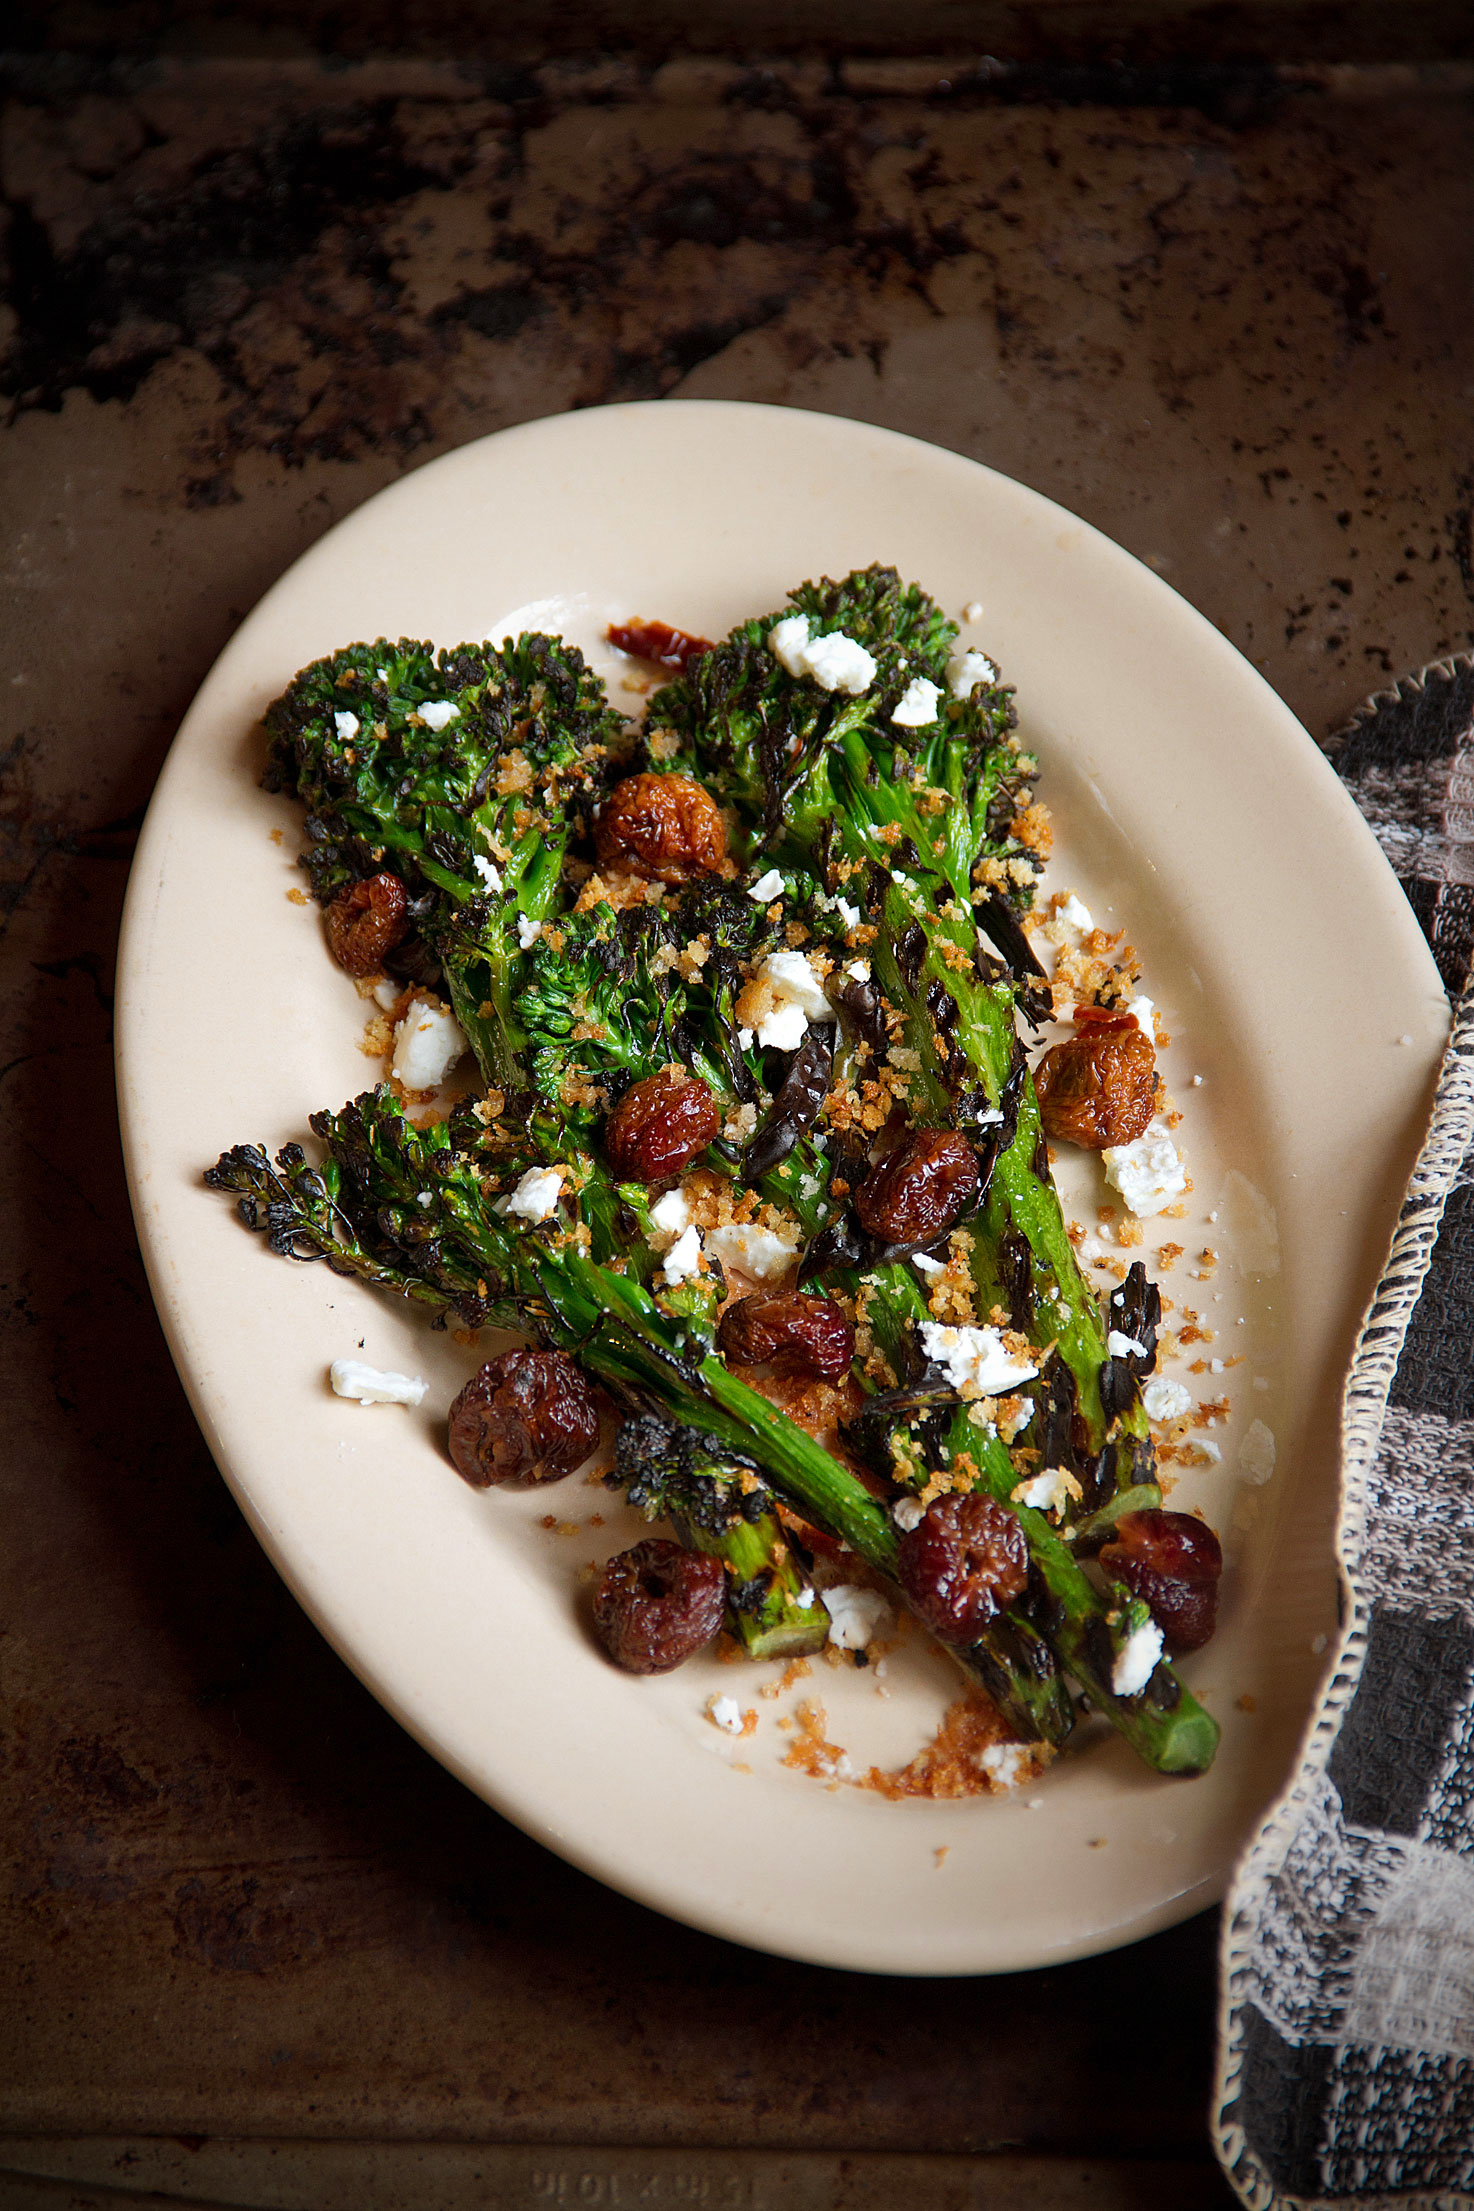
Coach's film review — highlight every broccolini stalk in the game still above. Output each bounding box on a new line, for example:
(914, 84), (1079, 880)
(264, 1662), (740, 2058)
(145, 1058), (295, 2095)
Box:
(611, 1414), (827, 1661)
(262, 632), (626, 1091)
(206, 1091), (1078, 1748)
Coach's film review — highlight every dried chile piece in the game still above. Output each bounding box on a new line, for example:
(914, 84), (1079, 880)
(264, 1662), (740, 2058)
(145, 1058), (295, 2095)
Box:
(853, 1128), (980, 1246)
(718, 1291), (855, 1381)
(605, 1068), (720, 1182)
(1034, 1015), (1157, 1150)
(1099, 1509), (1223, 1653)
(745, 1025), (834, 1178)
(606, 618), (714, 672)
(325, 871), (409, 977)
(593, 1538), (727, 1673)
(595, 772), (727, 883)
(897, 1493), (1029, 1646)
(448, 1349), (601, 1488)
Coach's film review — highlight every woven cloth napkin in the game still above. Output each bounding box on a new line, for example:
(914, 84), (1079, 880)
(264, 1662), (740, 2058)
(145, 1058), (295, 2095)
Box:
(1215, 652), (1474, 2208)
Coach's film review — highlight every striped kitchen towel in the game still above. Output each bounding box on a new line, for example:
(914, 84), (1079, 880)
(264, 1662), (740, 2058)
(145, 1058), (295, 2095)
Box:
(1216, 652), (1474, 2209)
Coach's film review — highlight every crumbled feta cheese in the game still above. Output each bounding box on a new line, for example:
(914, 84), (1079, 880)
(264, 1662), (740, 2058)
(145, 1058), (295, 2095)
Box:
(1126, 994), (1155, 1038)
(1102, 1128), (1188, 1218)
(1057, 892), (1093, 933)
(649, 1187), (691, 1236)
(980, 1740), (1032, 1789)
(891, 1496), (925, 1532)
(820, 1584), (890, 1650)
(796, 1587), (816, 1609)
(738, 1027), (754, 1050)
(504, 1165), (565, 1223)
(706, 1220), (799, 1283)
(391, 995), (468, 1091)
(962, 599), (984, 622)
(912, 1251), (944, 1277)
(1106, 1328), (1148, 1359)
(329, 1359), (428, 1407)
(768, 612), (812, 677)
(418, 699), (460, 731)
(748, 949), (838, 1050)
(1196, 1439), (1223, 1463)
(372, 975), (403, 1011)
(844, 958), (871, 981)
(947, 648), (999, 698)
(800, 630), (877, 695)
(660, 1224), (703, 1283)
(516, 915), (543, 950)
(919, 1321), (1038, 1395)
(892, 675), (942, 727)
(1012, 1466), (1079, 1518)
(997, 1400), (1032, 1444)
(472, 853), (503, 893)
(834, 897), (861, 930)
(758, 1001), (809, 1052)
(1142, 1376), (1192, 1422)
(1112, 1616), (1164, 1697)
(333, 710), (360, 741)
(1240, 1418), (1277, 1485)
(707, 1695), (745, 1735)
(747, 867), (785, 902)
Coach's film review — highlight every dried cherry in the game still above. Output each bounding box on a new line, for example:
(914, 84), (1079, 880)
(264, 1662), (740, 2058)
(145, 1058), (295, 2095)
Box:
(595, 773), (727, 883)
(605, 1069), (720, 1183)
(897, 1492), (1029, 1645)
(853, 1129), (980, 1246)
(606, 618), (714, 672)
(1099, 1509), (1222, 1652)
(594, 1538), (727, 1673)
(718, 1291), (855, 1381)
(325, 871), (409, 977)
(1034, 1016), (1156, 1150)
(447, 1349), (601, 1488)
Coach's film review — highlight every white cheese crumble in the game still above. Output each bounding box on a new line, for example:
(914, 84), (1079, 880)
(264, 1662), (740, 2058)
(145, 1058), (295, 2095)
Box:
(516, 915), (543, 950)
(911, 1251), (944, 1277)
(707, 1695), (745, 1736)
(1196, 1439), (1223, 1464)
(918, 1321), (1038, 1396)
(834, 897), (861, 930)
(504, 1165), (566, 1223)
(845, 957), (870, 981)
(980, 1740), (1032, 1790)
(333, 710), (360, 741)
(1057, 892), (1093, 933)
(472, 853), (503, 893)
(1102, 1127), (1188, 1218)
(962, 599), (984, 622)
(1012, 1466), (1080, 1519)
(891, 675), (942, 727)
(947, 648), (999, 698)
(800, 630), (877, 695)
(649, 1187), (691, 1236)
(1106, 1328), (1148, 1360)
(1112, 1616), (1164, 1697)
(372, 975), (403, 1011)
(891, 1496), (925, 1532)
(1126, 994), (1155, 1038)
(767, 612), (812, 677)
(1142, 1376), (1192, 1422)
(391, 995), (468, 1091)
(706, 1220), (799, 1283)
(748, 949), (838, 1051)
(747, 867), (785, 902)
(660, 1224), (704, 1283)
(767, 613), (877, 695)
(329, 1359), (428, 1407)
(820, 1584), (891, 1650)
(997, 1400), (1032, 1444)
(418, 699), (460, 731)
(1240, 1418), (1277, 1485)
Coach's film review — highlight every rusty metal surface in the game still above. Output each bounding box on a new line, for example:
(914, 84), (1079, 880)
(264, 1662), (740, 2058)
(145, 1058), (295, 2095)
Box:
(2, 41), (1470, 2201)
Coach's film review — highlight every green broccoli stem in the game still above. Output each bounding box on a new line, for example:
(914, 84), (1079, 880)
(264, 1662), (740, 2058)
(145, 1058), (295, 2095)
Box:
(674, 1508), (828, 1662)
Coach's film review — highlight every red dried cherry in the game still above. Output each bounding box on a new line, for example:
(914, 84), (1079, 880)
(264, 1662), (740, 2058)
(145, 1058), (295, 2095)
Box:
(447, 1349), (601, 1488)
(1098, 1509), (1222, 1653)
(594, 1539), (727, 1673)
(853, 1129), (980, 1246)
(897, 1492), (1029, 1645)
(717, 1291), (855, 1381)
(595, 773), (727, 883)
(325, 871), (409, 977)
(605, 1069), (720, 1183)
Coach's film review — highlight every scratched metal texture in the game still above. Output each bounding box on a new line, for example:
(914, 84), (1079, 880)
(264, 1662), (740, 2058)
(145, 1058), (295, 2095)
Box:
(1, 39), (1470, 2206)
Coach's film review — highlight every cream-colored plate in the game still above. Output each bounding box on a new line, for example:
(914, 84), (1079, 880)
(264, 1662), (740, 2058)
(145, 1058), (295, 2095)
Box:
(117, 402), (1447, 1974)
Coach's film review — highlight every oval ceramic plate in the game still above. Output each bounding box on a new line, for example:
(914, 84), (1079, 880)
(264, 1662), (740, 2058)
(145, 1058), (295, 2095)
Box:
(117, 401), (1448, 1974)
